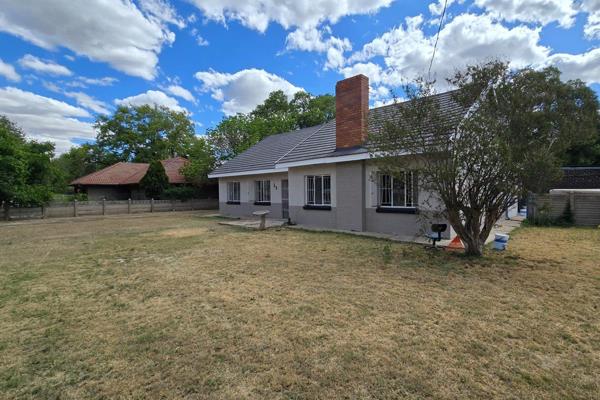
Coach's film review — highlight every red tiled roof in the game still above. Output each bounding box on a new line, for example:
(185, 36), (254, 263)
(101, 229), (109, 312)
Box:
(160, 156), (188, 184)
(71, 157), (188, 186)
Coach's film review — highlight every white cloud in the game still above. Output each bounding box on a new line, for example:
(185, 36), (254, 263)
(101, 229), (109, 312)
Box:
(582, 0), (600, 39)
(0, 0), (176, 80)
(190, 28), (210, 46)
(474, 0), (577, 28)
(347, 14), (550, 88)
(285, 26), (352, 69)
(64, 91), (111, 115)
(341, 11), (600, 94)
(188, 0), (393, 32)
(115, 90), (186, 113)
(18, 54), (72, 76)
(0, 87), (94, 153)
(545, 48), (600, 84)
(194, 68), (303, 115)
(139, 0), (186, 28)
(0, 58), (20, 82)
(428, 0), (464, 16)
(196, 35), (210, 46)
(340, 61), (382, 82)
(166, 85), (195, 102)
(75, 76), (118, 87)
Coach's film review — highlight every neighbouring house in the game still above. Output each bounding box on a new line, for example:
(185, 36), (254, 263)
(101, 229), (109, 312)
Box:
(550, 167), (600, 192)
(71, 157), (188, 200)
(208, 74), (473, 240)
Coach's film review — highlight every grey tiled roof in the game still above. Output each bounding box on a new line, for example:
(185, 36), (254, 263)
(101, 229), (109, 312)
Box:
(209, 124), (322, 175)
(554, 167), (600, 189)
(210, 90), (468, 176)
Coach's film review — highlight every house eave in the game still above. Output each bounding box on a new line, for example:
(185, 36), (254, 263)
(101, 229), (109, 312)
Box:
(208, 167), (289, 179)
(275, 153), (371, 168)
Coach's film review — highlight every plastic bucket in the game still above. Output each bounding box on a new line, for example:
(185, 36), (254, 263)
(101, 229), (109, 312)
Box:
(493, 233), (509, 251)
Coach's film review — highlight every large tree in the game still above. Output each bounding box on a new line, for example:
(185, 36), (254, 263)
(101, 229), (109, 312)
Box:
(51, 143), (117, 192)
(209, 90), (335, 161)
(180, 136), (216, 187)
(0, 116), (55, 214)
(370, 61), (598, 256)
(95, 105), (196, 163)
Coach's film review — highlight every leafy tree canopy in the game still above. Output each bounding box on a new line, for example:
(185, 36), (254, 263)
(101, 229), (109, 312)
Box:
(370, 61), (599, 256)
(209, 90), (335, 160)
(180, 136), (216, 187)
(0, 116), (55, 208)
(95, 105), (196, 163)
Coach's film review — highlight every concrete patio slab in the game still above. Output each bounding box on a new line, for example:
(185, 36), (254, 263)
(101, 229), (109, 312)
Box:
(218, 218), (287, 230)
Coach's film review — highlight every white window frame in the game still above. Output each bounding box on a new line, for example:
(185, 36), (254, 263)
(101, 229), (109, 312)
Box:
(227, 181), (240, 202)
(305, 175), (331, 206)
(377, 171), (417, 208)
(254, 180), (271, 203)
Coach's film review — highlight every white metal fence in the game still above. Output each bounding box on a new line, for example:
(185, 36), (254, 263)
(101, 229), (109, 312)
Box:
(1, 198), (218, 221)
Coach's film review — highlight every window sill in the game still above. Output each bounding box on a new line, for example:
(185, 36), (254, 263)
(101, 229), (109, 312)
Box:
(254, 201), (271, 206)
(376, 206), (418, 214)
(226, 201), (240, 205)
(303, 205), (332, 211)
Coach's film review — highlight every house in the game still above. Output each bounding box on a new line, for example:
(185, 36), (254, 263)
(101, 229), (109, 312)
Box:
(71, 157), (188, 200)
(550, 167), (600, 191)
(208, 75), (469, 239)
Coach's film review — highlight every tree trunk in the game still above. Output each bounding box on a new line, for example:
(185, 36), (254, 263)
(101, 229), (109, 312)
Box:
(446, 209), (486, 257)
(462, 236), (484, 256)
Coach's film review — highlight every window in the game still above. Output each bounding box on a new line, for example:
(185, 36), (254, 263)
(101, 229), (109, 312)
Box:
(378, 172), (418, 208)
(306, 175), (331, 206)
(254, 180), (271, 204)
(227, 182), (240, 203)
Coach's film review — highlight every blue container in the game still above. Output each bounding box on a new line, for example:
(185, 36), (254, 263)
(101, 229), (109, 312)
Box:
(493, 233), (509, 251)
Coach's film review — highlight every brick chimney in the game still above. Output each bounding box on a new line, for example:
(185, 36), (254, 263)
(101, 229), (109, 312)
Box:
(335, 74), (369, 149)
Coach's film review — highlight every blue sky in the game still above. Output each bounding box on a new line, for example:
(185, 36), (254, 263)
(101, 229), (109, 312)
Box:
(0, 0), (598, 153)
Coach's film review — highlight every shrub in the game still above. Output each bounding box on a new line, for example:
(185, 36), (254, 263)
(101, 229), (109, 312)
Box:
(141, 160), (169, 199)
(162, 186), (200, 201)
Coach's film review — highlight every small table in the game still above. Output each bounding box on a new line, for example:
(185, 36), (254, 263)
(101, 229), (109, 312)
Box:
(252, 210), (270, 230)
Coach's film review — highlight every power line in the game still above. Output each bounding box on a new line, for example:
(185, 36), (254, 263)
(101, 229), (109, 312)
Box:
(428, 0), (449, 81)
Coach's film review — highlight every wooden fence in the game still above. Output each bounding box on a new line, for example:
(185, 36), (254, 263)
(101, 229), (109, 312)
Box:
(528, 192), (600, 226)
(1, 198), (218, 221)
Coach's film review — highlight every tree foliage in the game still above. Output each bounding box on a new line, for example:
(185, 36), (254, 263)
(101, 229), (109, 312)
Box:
(370, 61), (599, 256)
(140, 160), (169, 199)
(563, 120), (600, 166)
(95, 105), (196, 163)
(208, 90), (335, 160)
(0, 116), (55, 208)
(180, 136), (216, 187)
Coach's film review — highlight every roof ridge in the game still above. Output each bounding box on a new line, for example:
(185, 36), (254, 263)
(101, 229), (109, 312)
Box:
(274, 122), (328, 165)
(368, 89), (462, 112)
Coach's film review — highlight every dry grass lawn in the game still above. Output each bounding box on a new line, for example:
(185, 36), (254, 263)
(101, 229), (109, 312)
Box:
(0, 212), (599, 399)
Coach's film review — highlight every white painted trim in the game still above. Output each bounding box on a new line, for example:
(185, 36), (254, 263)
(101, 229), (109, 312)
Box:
(276, 153), (371, 168)
(208, 167), (288, 179)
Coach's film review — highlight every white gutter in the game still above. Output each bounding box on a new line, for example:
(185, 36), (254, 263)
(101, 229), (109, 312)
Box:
(208, 167), (288, 179)
(275, 152), (371, 168)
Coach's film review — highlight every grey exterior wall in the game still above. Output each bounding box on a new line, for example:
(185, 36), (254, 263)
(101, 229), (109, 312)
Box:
(287, 164), (338, 228)
(335, 161), (365, 231)
(364, 161), (453, 239)
(289, 206), (337, 229)
(219, 202), (283, 218)
(217, 160), (454, 239)
(218, 172), (287, 219)
(85, 185), (132, 201)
